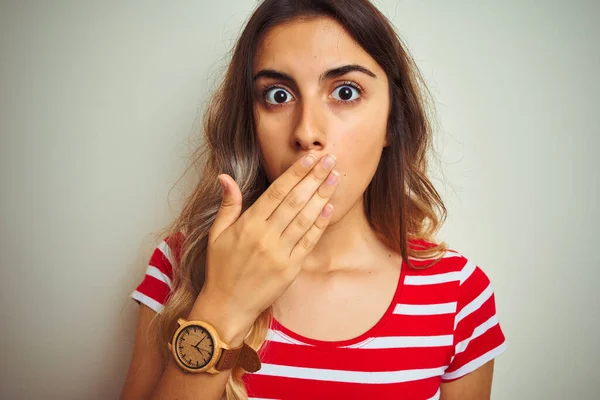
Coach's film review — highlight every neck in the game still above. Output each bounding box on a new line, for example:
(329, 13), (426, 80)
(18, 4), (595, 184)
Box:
(300, 197), (393, 273)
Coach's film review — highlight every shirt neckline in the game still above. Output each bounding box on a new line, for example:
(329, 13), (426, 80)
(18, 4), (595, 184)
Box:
(269, 257), (406, 350)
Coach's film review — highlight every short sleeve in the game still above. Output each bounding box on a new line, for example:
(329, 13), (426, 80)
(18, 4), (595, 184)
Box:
(442, 264), (507, 381)
(130, 233), (183, 313)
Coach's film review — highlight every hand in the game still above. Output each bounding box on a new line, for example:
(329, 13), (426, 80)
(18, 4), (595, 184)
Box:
(201, 153), (340, 336)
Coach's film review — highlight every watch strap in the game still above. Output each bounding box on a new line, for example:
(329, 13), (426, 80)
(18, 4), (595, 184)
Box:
(216, 343), (261, 372)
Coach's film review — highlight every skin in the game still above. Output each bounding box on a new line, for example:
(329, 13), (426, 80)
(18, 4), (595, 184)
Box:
(253, 16), (495, 398)
(253, 16), (402, 344)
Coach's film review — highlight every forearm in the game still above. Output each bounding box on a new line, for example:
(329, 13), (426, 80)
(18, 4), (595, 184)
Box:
(150, 293), (251, 400)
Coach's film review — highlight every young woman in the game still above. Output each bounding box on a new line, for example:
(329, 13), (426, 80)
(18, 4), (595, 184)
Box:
(121, 1), (506, 399)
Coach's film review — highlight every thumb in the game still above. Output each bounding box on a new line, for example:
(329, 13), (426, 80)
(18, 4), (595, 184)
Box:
(210, 174), (243, 241)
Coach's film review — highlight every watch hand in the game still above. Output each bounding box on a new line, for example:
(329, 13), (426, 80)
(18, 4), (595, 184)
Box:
(195, 346), (207, 355)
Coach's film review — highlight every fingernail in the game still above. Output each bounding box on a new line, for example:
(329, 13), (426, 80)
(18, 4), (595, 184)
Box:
(322, 154), (336, 169)
(218, 176), (228, 193)
(326, 171), (339, 185)
(303, 154), (317, 167)
(321, 204), (333, 217)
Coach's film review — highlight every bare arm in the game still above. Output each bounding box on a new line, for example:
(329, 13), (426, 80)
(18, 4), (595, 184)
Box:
(440, 360), (495, 400)
(121, 294), (250, 400)
(120, 305), (166, 400)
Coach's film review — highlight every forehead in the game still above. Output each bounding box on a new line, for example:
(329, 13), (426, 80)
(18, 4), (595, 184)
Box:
(253, 17), (383, 77)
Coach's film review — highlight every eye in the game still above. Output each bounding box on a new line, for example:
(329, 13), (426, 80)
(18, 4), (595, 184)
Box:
(331, 85), (360, 102)
(264, 87), (294, 105)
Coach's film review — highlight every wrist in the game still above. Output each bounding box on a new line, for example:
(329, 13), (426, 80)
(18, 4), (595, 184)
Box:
(187, 291), (253, 347)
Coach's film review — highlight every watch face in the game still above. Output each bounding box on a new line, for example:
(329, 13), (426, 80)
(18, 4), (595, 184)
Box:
(174, 324), (215, 370)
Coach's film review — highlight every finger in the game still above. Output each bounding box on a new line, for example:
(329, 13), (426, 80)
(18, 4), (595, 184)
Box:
(289, 203), (334, 261)
(280, 169), (339, 247)
(208, 174), (243, 242)
(267, 154), (336, 234)
(249, 153), (319, 220)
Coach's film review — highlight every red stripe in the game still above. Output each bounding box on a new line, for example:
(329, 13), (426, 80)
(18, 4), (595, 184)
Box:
(455, 294), (497, 341)
(136, 275), (170, 305)
(405, 255), (467, 275)
(134, 233), (184, 306)
(401, 281), (459, 304)
(458, 266), (490, 306)
(445, 325), (506, 375)
(149, 245), (173, 278)
(165, 232), (185, 266)
(381, 313), (455, 336)
(146, 232), (185, 281)
(245, 373), (441, 400)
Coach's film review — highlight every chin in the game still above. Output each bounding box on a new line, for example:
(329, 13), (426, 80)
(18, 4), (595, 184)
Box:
(326, 197), (345, 225)
(329, 204), (351, 226)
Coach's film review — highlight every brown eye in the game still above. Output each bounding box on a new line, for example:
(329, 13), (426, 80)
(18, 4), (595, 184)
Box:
(265, 87), (293, 105)
(332, 85), (360, 102)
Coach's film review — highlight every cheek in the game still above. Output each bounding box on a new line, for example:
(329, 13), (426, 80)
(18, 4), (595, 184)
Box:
(328, 105), (388, 210)
(332, 141), (382, 204)
(255, 111), (292, 182)
(334, 103), (387, 171)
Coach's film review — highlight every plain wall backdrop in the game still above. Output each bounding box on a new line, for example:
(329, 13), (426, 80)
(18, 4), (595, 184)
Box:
(1, 1), (598, 398)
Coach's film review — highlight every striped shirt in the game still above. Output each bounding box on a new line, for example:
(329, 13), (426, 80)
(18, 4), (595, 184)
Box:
(131, 234), (507, 399)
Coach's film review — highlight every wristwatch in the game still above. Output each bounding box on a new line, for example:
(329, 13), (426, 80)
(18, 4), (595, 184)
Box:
(168, 318), (261, 374)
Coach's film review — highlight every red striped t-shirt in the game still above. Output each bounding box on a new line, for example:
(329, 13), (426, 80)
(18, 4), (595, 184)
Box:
(131, 234), (507, 399)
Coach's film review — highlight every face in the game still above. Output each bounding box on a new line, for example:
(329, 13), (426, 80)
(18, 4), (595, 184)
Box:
(175, 325), (215, 370)
(253, 17), (390, 223)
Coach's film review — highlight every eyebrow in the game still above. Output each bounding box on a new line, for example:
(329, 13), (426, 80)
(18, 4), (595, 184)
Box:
(253, 64), (377, 83)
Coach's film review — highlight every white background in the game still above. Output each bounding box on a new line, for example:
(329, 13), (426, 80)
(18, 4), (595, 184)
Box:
(1, 1), (598, 398)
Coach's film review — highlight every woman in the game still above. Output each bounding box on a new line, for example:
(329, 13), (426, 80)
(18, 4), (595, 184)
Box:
(121, 0), (506, 399)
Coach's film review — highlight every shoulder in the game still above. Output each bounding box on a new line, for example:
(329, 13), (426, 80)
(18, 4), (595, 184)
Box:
(149, 231), (186, 279)
(404, 241), (484, 284)
(130, 231), (185, 313)
(403, 242), (507, 380)
(403, 243), (499, 315)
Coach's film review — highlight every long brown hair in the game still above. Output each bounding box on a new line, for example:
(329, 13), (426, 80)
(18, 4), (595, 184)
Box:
(152, 0), (447, 398)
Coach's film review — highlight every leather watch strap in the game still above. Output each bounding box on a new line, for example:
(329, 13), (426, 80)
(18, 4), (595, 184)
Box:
(216, 343), (261, 372)
(238, 343), (262, 372)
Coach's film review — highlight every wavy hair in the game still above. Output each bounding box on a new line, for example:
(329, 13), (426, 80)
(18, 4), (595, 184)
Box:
(150, 0), (448, 398)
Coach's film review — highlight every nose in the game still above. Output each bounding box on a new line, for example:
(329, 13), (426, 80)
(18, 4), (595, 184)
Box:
(291, 99), (326, 152)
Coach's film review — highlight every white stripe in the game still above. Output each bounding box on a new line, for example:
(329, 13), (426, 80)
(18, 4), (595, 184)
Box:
(266, 329), (312, 346)
(394, 302), (457, 315)
(343, 335), (454, 349)
(157, 240), (175, 267)
(404, 271), (462, 285)
(403, 258), (476, 286)
(408, 250), (463, 262)
(341, 337), (375, 349)
(131, 290), (164, 313)
(455, 315), (499, 354)
(460, 260), (477, 285)
(443, 250), (463, 259)
(248, 398), (278, 400)
(341, 338), (375, 349)
(442, 341), (507, 380)
(145, 265), (173, 289)
(427, 388), (441, 400)
(253, 363), (446, 384)
(454, 284), (493, 328)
